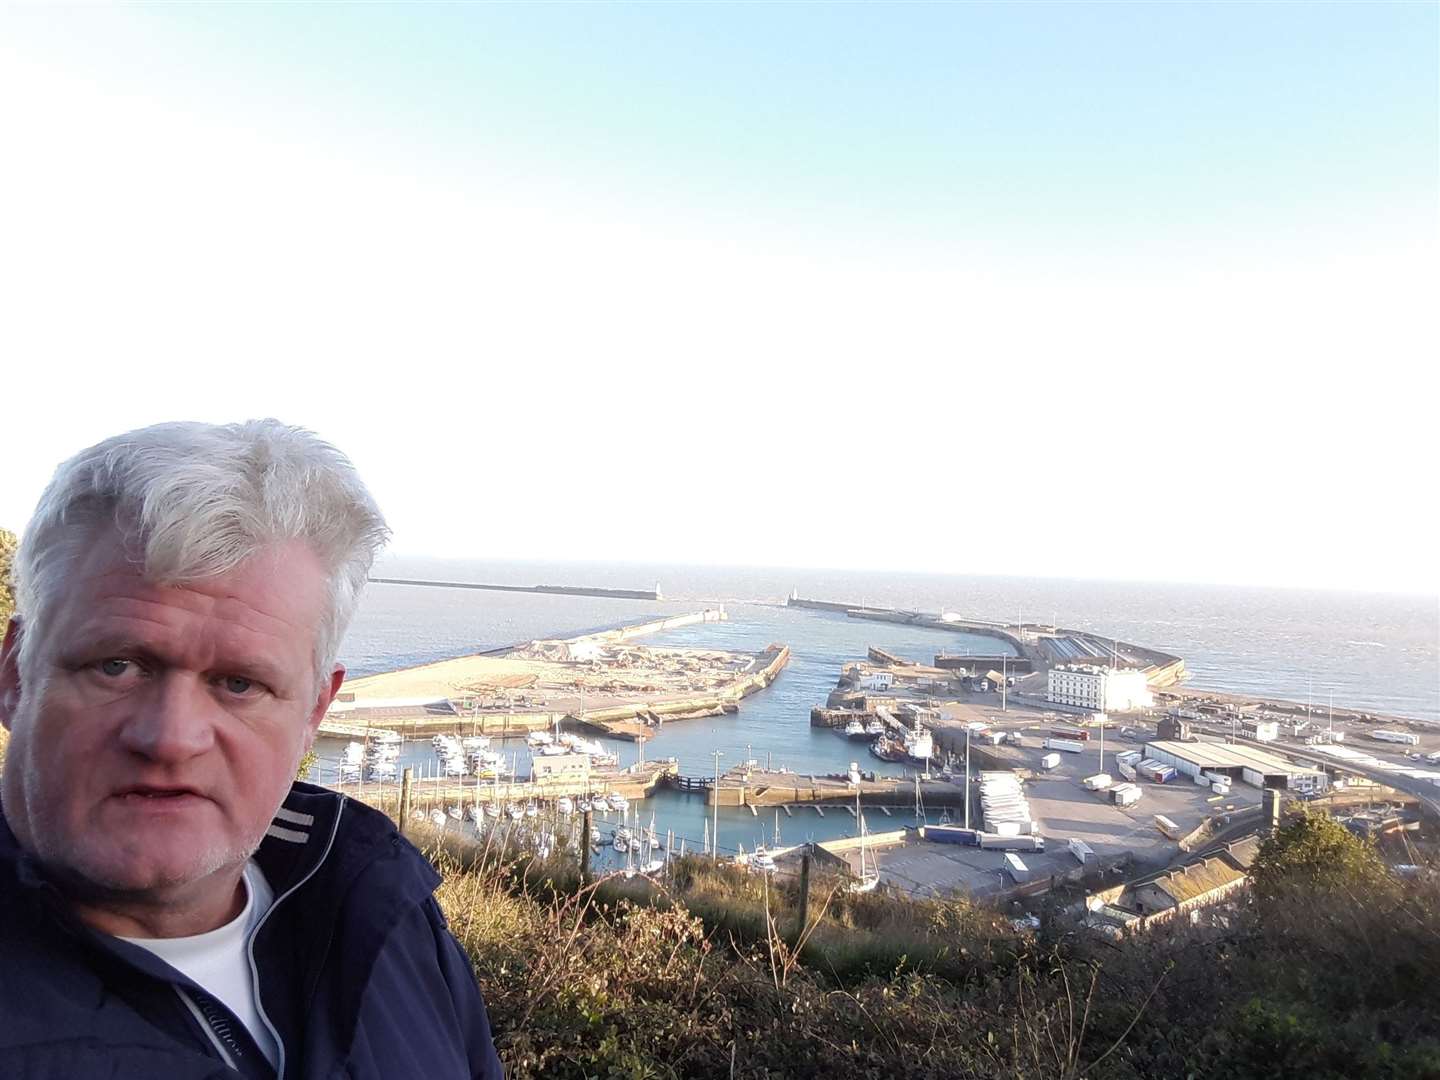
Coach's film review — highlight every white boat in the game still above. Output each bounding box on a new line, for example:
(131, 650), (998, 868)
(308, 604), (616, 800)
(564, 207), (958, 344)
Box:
(484, 802), (501, 819)
(376, 731), (403, 745)
(577, 798), (592, 814)
(429, 810), (447, 827)
(526, 731), (553, 747)
(639, 858), (664, 875)
(613, 828), (632, 853)
(848, 786), (880, 893)
(440, 755), (467, 778)
(904, 725), (934, 763)
(461, 735), (490, 751)
(539, 743), (568, 757)
(337, 763), (362, 783)
(751, 846), (777, 873)
(524, 802), (539, 818)
(366, 761), (397, 781)
(865, 719), (887, 737)
(507, 803), (524, 821)
(447, 806), (463, 821)
(556, 797), (575, 815)
(843, 719), (868, 740)
(342, 741), (365, 765)
(608, 794), (630, 813)
(466, 805), (482, 823)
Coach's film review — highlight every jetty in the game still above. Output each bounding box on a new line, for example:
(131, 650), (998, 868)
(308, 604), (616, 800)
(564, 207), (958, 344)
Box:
(369, 577), (661, 600)
(340, 758), (680, 813)
(666, 765), (970, 809)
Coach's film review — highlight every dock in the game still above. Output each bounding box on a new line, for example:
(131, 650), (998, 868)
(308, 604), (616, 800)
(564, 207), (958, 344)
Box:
(673, 766), (970, 809)
(369, 577), (661, 601)
(338, 758), (679, 811)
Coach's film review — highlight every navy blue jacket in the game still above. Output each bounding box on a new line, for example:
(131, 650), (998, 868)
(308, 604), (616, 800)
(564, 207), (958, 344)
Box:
(0, 783), (504, 1079)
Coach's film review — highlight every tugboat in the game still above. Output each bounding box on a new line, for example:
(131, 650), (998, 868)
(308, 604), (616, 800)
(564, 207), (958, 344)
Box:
(843, 718), (869, 740)
(870, 735), (907, 763)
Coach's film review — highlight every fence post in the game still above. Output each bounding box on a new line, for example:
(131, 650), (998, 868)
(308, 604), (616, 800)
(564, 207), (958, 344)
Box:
(580, 809), (593, 884)
(398, 767), (413, 838)
(794, 852), (812, 944)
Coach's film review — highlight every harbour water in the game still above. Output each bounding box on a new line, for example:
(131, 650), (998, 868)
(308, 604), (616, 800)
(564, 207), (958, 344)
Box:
(320, 557), (1439, 857)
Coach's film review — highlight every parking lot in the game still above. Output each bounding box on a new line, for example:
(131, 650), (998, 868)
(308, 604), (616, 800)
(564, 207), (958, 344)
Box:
(858, 712), (1259, 898)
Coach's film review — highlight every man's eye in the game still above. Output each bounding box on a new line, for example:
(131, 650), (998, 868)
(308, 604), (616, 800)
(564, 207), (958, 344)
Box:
(223, 676), (256, 696)
(98, 659), (133, 677)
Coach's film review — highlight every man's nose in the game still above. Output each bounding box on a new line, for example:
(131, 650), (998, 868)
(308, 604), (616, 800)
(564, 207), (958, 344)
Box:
(117, 673), (217, 763)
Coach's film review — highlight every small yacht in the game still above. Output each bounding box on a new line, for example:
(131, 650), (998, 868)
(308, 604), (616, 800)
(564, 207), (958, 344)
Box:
(556, 796), (575, 815)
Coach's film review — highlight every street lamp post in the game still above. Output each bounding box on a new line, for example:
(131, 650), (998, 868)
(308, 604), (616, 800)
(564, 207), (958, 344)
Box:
(711, 750), (725, 861)
(964, 725), (971, 830)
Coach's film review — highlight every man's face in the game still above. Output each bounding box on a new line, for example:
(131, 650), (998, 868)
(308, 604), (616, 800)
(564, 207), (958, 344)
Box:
(0, 531), (340, 900)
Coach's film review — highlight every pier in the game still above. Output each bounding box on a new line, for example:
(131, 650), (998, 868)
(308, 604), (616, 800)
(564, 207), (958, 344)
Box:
(341, 758), (680, 812)
(668, 765), (970, 809)
(369, 577), (661, 600)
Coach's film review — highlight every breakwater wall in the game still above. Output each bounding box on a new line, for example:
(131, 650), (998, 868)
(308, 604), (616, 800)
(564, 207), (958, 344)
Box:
(370, 577), (661, 601)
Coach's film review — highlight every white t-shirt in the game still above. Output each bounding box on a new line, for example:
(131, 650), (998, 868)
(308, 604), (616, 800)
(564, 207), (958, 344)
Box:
(121, 860), (280, 1068)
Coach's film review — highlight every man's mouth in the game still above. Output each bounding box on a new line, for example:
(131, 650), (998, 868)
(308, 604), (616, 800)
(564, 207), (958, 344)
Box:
(114, 785), (203, 800)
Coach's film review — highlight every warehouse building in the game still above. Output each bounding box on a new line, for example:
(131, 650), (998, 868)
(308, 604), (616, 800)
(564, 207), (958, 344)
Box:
(1143, 740), (1329, 794)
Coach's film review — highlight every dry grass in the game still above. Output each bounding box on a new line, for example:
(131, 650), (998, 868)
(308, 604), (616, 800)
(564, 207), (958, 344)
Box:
(416, 823), (1440, 1080)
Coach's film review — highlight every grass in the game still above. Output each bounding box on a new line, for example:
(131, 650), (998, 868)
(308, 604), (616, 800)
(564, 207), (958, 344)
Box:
(414, 819), (1440, 1079)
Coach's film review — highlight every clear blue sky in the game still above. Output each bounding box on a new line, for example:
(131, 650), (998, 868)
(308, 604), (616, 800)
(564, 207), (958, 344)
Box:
(1, 3), (1436, 592)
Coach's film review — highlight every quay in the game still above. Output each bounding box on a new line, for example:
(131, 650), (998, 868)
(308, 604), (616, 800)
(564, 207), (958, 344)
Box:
(369, 577), (661, 600)
(340, 758), (680, 812)
(666, 765), (971, 809)
(788, 594), (1188, 688)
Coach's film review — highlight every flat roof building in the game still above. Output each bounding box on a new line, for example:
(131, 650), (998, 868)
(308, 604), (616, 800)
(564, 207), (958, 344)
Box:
(1143, 740), (1328, 794)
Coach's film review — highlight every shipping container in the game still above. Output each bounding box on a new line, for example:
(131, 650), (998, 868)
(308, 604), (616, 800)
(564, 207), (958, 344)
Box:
(921, 825), (981, 846)
(1081, 773), (1112, 791)
(1004, 853), (1030, 882)
(1154, 814), (1183, 839)
(1110, 783), (1142, 807)
(1068, 838), (1095, 864)
(1044, 738), (1085, 754)
(1116, 750), (1143, 766)
(1210, 781), (1230, 794)
(1039, 752), (1063, 771)
(1117, 761), (1137, 782)
(1370, 730), (1420, 747)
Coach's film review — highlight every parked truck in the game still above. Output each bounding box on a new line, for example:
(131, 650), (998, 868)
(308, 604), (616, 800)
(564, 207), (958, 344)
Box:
(1044, 738), (1084, 754)
(1081, 773), (1112, 791)
(1068, 838), (1095, 864)
(1039, 752), (1063, 771)
(979, 833), (1045, 852)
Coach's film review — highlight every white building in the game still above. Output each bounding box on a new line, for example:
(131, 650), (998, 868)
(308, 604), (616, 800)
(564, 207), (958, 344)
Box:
(1241, 718), (1279, 742)
(859, 671), (895, 691)
(1046, 665), (1152, 712)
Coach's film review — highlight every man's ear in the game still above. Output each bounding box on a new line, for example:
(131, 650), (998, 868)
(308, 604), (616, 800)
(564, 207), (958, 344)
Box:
(304, 665), (346, 750)
(0, 618), (23, 733)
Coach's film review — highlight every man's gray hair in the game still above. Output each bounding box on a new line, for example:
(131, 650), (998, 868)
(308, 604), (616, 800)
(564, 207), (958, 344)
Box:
(12, 419), (390, 683)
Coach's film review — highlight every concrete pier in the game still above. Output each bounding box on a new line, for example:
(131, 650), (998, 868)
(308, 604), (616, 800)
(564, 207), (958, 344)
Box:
(369, 577), (661, 600)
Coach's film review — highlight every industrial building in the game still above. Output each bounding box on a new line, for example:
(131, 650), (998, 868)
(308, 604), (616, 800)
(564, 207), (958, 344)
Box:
(1143, 740), (1329, 794)
(1047, 664), (1153, 712)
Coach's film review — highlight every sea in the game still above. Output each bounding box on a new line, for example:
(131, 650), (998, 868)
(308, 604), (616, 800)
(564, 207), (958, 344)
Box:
(320, 556), (1439, 858)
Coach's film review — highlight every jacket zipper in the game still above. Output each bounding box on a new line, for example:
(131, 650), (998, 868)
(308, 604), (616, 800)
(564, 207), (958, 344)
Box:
(246, 794), (347, 1079)
(175, 986), (239, 1071)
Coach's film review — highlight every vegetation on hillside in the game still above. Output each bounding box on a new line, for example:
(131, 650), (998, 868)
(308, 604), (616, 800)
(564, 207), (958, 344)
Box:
(421, 810), (1440, 1079)
(0, 527), (13, 770)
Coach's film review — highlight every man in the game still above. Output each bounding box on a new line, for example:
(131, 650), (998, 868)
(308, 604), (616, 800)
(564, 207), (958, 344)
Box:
(0, 420), (503, 1079)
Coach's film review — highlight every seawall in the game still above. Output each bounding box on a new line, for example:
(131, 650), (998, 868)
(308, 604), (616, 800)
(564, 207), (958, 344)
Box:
(370, 577), (661, 601)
